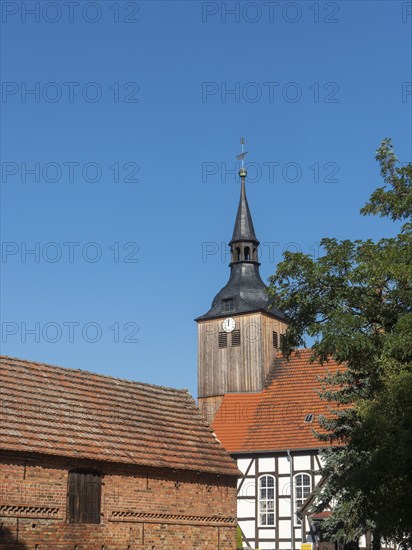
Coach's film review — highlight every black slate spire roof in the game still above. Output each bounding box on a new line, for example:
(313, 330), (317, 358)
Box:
(196, 167), (286, 322)
(231, 176), (258, 243)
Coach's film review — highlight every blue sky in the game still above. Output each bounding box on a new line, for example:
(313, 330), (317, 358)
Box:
(1, 0), (411, 397)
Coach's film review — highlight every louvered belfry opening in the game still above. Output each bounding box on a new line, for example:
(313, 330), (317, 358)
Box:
(68, 471), (102, 524)
(218, 332), (228, 348)
(231, 330), (241, 347)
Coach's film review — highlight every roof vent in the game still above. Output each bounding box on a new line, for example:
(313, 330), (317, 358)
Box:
(304, 413), (314, 423)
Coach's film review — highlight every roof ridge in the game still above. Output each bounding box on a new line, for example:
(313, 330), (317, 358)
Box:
(1, 370), (194, 405)
(0, 355), (188, 394)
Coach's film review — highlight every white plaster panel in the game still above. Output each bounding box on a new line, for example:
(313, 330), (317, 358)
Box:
(279, 543), (292, 549)
(304, 516), (311, 532)
(238, 519), (255, 540)
(359, 535), (366, 547)
(258, 528), (276, 540)
(237, 457), (255, 475)
(278, 496), (291, 518)
(258, 456), (276, 472)
(238, 497), (255, 519)
(278, 456), (291, 474)
(315, 475), (322, 485)
(238, 478), (256, 500)
(293, 455), (311, 470)
(258, 540), (277, 549)
(278, 519), (292, 538)
(278, 476), (291, 498)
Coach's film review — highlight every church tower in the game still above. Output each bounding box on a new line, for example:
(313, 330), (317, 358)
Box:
(196, 146), (289, 424)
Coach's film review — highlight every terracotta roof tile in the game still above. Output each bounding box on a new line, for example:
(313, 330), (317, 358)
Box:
(0, 356), (239, 477)
(212, 349), (344, 453)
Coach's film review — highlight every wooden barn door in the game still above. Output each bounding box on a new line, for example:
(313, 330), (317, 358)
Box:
(68, 471), (101, 524)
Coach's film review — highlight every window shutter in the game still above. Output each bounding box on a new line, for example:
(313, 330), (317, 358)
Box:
(68, 471), (101, 524)
(68, 472), (81, 523)
(83, 473), (102, 524)
(272, 331), (278, 349)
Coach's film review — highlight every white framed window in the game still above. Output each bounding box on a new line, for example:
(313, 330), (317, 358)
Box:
(294, 473), (311, 525)
(258, 475), (275, 526)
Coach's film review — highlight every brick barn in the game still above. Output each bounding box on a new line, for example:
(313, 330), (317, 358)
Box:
(0, 355), (240, 549)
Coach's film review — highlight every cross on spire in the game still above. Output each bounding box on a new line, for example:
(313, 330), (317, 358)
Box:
(236, 137), (248, 170)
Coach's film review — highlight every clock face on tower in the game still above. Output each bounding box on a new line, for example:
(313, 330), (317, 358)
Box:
(222, 317), (236, 333)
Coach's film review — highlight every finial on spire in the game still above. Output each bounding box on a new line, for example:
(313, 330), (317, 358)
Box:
(236, 137), (248, 177)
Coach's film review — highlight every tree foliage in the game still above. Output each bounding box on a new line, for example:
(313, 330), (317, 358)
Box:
(267, 139), (412, 547)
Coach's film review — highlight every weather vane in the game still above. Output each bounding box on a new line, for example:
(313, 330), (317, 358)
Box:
(236, 137), (248, 169)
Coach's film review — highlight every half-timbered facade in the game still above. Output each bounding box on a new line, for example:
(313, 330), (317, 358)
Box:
(235, 452), (322, 549)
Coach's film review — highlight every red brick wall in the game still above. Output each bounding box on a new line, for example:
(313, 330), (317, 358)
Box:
(0, 451), (237, 549)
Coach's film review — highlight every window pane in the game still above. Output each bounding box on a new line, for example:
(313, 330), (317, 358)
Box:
(259, 476), (275, 527)
(294, 473), (311, 527)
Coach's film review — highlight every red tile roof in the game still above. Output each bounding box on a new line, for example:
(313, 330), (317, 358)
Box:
(310, 511), (332, 520)
(0, 356), (239, 477)
(212, 349), (344, 453)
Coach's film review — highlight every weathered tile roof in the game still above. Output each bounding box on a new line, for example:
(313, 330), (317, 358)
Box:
(212, 349), (344, 453)
(0, 356), (239, 476)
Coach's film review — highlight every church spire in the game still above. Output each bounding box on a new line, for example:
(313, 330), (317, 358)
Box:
(196, 139), (286, 321)
(230, 140), (259, 264)
(230, 168), (259, 258)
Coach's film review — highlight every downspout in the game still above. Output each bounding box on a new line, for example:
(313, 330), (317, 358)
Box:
(287, 450), (295, 550)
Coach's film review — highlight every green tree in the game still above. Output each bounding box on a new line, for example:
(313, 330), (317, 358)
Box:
(267, 139), (412, 547)
(236, 525), (244, 549)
